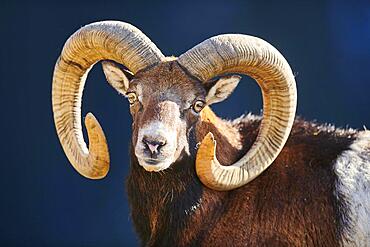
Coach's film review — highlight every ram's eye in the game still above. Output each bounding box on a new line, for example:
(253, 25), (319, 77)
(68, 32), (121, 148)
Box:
(192, 100), (205, 113)
(127, 92), (137, 105)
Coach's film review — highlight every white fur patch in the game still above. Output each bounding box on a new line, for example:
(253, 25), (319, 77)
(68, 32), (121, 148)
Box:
(334, 131), (370, 246)
(137, 158), (172, 172)
(135, 121), (177, 172)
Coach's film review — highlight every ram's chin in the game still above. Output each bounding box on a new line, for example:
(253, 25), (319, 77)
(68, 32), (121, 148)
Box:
(137, 158), (172, 172)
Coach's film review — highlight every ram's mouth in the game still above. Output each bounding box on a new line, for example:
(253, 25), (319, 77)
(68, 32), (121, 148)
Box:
(144, 158), (160, 165)
(137, 157), (172, 172)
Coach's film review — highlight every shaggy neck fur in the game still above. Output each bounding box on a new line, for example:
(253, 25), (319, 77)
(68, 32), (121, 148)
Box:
(126, 107), (239, 246)
(126, 107), (359, 246)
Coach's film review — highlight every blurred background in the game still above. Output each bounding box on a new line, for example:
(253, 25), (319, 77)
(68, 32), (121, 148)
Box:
(1, 0), (369, 246)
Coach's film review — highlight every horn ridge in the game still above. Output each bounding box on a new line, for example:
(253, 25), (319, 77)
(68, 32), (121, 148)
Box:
(179, 34), (297, 191)
(52, 21), (164, 179)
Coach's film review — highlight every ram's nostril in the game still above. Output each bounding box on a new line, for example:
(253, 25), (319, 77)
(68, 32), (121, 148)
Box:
(142, 137), (166, 154)
(158, 140), (166, 147)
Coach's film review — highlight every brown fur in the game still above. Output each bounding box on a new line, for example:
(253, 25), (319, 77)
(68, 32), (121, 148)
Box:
(193, 116), (354, 246)
(127, 109), (355, 246)
(118, 60), (357, 246)
(128, 61), (205, 157)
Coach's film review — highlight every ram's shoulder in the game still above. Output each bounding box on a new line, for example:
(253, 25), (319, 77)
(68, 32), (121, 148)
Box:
(233, 115), (358, 156)
(333, 130), (370, 247)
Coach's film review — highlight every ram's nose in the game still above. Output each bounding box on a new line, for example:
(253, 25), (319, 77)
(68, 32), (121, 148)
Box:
(142, 136), (166, 155)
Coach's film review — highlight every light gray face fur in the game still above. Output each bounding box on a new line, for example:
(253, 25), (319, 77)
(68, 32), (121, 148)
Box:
(133, 100), (188, 172)
(334, 130), (370, 246)
(102, 60), (240, 172)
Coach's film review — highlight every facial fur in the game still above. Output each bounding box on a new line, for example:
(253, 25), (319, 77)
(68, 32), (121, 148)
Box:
(102, 59), (240, 172)
(127, 61), (206, 171)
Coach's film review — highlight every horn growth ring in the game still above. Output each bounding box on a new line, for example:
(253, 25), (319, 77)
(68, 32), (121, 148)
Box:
(179, 34), (297, 191)
(52, 21), (164, 179)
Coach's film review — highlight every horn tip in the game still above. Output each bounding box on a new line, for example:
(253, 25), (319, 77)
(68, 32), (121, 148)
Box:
(197, 132), (217, 162)
(84, 170), (109, 180)
(85, 111), (96, 122)
(84, 112), (110, 178)
(85, 112), (102, 131)
(204, 132), (216, 144)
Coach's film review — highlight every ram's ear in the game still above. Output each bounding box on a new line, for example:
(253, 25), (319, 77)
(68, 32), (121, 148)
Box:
(102, 61), (134, 95)
(205, 75), (241, 105)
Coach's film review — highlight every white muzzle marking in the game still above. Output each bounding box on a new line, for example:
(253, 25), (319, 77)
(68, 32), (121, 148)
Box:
(135, 121), (177, 172)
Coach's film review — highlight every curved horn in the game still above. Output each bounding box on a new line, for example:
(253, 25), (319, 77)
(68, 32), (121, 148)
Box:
(178, 34), (297, 191)
(52, 21), (164, 179)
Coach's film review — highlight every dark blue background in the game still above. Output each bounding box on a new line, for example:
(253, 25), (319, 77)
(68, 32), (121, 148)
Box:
(1, 0), (369, 246)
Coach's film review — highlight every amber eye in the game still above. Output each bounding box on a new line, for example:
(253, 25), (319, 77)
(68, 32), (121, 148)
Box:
(127, 92), (137, 105)
(192, 100), (205, 113)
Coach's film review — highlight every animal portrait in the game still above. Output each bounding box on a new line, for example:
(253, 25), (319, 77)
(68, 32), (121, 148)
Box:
(51, 21), (370, 246)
